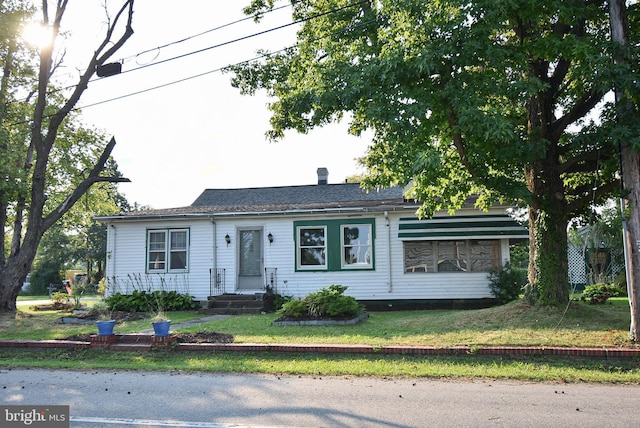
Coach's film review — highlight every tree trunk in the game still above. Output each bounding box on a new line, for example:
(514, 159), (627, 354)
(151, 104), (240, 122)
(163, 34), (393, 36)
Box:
(621, 149), (640, 341)
(0, 257), (33, 312)
(525, 198), (570, 306)
(609, 0), (640, 342)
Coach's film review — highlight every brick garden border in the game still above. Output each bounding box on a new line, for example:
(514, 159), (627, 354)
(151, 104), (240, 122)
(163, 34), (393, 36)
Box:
(0, 336), (639, 358)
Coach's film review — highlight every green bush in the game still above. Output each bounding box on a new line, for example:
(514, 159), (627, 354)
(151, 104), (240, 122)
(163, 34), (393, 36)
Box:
(324, 295), (360, 316)
(51, 292), (69, 305)
(487, 263), (527, 305)
(581, 283), (626, 304)
(105, 290), (196, 312)
(276, 285), (363, 319)
(276, 299), (307, 318)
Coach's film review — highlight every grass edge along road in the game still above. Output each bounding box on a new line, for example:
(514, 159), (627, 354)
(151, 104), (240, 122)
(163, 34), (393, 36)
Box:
(1, 297), (639, 384)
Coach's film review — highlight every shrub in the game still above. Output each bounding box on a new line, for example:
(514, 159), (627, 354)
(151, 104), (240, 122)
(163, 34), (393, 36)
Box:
(487, 263), (527, 305)
(105, 290), (196, 312)
(276, 285), (363, 319)
(324, 295), (360, 317)
(51, 292), (69, 306)
(90, 301), (112, 319)
(97, 277), (106, 295)
(581, 283), (626, 304)
(276, 299), (307, 318)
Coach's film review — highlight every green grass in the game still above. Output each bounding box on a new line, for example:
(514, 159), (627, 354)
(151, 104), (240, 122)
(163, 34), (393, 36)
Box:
(2, 297), (639, 383)
(181, 298), (633, 348)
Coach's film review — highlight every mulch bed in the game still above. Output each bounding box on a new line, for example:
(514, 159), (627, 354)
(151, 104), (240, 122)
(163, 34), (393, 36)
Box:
(62, 331), (234, 343)
(55, 310), (234, 343)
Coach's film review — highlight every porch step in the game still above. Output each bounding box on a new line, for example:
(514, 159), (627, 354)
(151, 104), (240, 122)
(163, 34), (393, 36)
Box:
(200, 293), (264, 315)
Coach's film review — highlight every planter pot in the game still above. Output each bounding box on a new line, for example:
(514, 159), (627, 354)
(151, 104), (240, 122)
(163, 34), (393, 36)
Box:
(152, 320), (171, 337)
(96, 320), (116, 336)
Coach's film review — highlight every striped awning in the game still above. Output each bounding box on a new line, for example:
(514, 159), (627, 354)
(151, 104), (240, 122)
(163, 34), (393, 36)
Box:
(398, 215), (528, 240)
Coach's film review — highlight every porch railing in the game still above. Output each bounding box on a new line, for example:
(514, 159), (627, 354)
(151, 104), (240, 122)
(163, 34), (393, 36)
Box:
(210, 268), (225, 296)
(264, 267), (277, 293)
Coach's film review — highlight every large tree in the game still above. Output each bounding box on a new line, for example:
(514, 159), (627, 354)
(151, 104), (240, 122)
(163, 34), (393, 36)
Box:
(0, 0), (135, 311)
(229, 0), (639, 307)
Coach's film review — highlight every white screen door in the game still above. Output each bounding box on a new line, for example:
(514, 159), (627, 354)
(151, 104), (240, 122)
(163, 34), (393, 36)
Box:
(237, 229), (262, 290)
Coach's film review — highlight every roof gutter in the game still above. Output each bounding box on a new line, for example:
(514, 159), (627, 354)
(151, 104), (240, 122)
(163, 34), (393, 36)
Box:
(95, 205), (420, 223)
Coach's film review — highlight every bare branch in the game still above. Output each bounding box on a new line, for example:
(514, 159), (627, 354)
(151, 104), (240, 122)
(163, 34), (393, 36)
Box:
(43, 137), (130, 230)
(47, 0), (134, 135)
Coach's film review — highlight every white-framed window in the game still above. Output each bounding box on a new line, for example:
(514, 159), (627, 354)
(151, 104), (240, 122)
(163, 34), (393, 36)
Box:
(297, 226), (327, 269)
(403, 239), (501, 273)
(147, 229), (189, 272)
(341, 224), (372, 269)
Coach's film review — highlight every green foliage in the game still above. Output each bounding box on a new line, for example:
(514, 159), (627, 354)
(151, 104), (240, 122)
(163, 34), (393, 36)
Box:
(276, 299), (307, 318)
(228, 1), (639, 307)
(105, 290), (196, 313)
(273, 293), (293, 311)
(97, 277), (106, 295)
(70, 283), (85, 309)
(50, 292), (69, 306)
(90, 301), (112, 320)
(276, 285), (363, 319)
(581, 283), (627, 305)
(0, 1), (135, 312)
(28, 257), (63, 295)
(488, 263), (527, 305)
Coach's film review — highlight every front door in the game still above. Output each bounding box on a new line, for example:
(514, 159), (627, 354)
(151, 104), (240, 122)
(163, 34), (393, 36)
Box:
(237, 228), (263, 291)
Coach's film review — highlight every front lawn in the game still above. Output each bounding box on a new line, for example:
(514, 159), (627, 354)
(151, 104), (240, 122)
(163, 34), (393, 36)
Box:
(3, 297), (635, 349)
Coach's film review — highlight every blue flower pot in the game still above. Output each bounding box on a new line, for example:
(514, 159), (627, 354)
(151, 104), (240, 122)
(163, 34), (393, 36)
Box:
(96, 320), (115, 336)
(152, 320), (171, 337)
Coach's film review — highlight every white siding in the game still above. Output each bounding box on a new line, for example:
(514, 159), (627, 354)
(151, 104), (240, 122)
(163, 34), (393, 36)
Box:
(106, 219), (214, 301)
(105, 206), (517, 302)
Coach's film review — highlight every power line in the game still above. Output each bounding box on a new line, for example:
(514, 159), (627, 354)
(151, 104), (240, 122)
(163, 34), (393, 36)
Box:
(16, 1), (295, 101)
(9, 1), (374, 122)
(76, 16), (378, 111)
(109, 0), (369, 77)
(122, 1), (293, 65)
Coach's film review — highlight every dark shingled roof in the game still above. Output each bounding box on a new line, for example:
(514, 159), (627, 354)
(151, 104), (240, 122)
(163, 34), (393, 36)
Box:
(192, 183), (404, 207)
(97, 183), (408, 219)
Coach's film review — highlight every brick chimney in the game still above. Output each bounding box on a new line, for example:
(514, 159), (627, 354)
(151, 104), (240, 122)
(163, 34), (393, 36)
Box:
(317, 167), (329, 185)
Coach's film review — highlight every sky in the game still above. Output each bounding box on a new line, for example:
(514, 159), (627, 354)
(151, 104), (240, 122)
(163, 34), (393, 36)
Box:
(50, 1), (371, 209)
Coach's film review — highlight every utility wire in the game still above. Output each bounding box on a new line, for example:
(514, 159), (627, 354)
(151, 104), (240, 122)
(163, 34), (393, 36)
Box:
(122, 1), (293, 65)
(76, 16), (378, 111)
(9, 1), (374, 123)
(15, 1), (294, 101)
(107, 0), (369, 77)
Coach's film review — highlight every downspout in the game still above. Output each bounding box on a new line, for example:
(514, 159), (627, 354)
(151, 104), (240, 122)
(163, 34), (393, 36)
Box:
(108, 224), (116, 297)
(385, 211), (392, 293)
(210, 218), (217, 296)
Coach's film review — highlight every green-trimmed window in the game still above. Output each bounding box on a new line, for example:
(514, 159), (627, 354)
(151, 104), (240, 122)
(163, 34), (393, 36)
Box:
(147, 229), (189, 273)
(404, 239), (501, 273)
(297, 226), (327, 270)
(295, 219), (375, 271)
(341, 224), (372, 269)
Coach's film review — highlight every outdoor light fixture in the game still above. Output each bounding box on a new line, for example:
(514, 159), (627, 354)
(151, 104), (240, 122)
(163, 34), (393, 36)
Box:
(267, 232), (274, 245)
(225, 234), (231, 246)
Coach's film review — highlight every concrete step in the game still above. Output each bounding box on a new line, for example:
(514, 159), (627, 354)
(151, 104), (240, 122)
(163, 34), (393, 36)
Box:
(199, 306), (262, 315)
(204, 293), (265, 314)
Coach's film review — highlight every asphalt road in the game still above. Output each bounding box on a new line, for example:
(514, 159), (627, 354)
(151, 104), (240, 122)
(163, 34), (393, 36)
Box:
(1, 368), (639, 427)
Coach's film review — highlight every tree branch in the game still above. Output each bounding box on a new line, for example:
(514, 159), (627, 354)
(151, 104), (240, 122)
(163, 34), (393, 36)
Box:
(551, 89), (604, 145)
(560, 148), (613, 174)
(47, 0), (134, 135)
(43, 137), (130, 230)
(566, 179), (621, 213)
